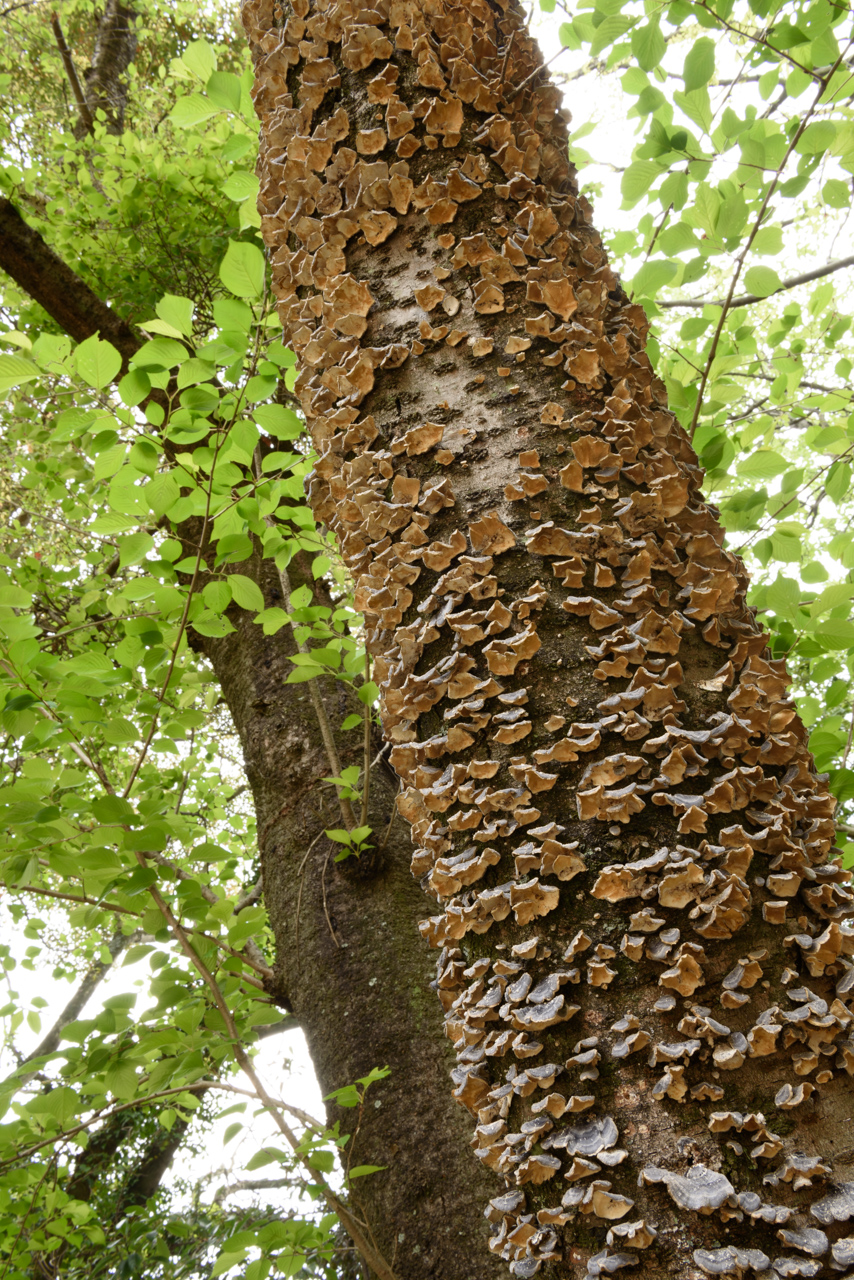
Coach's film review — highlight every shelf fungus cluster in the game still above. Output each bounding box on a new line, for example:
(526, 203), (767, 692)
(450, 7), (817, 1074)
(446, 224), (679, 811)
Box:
(243, 0), (854, 1275)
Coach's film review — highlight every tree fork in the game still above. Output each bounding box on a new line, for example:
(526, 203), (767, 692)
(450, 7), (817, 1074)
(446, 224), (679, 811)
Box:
(243, 1), (854, 1277)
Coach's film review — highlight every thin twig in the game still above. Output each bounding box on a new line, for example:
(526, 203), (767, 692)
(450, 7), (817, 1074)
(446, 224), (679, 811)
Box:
(360, 648), (371, 830)
(321, 849), (341, 948)
(294, 828), (326, 969)
(687, 41), (854, 440)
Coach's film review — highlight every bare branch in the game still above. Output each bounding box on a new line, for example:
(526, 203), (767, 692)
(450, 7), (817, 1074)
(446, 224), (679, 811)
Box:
(659, 253), (854, 310)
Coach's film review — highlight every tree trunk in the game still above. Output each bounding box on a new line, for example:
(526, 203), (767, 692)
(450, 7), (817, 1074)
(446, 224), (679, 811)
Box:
(243, 1), (854, 1277)
(190, 556), (505, 1279)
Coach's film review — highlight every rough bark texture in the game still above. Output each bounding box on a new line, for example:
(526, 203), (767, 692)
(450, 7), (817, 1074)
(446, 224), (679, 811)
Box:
(74, 0), (138, 138)
(243, 1), (854, 1278)
(190, 558), (505, 1279)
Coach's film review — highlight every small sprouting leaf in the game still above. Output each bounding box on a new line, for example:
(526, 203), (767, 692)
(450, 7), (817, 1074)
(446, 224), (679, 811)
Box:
(341, 714), (362, 730)
(325, 829), (352, 845)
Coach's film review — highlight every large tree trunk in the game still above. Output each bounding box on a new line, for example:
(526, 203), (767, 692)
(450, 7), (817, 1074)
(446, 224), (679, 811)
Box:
(242, 1), (854, 1278)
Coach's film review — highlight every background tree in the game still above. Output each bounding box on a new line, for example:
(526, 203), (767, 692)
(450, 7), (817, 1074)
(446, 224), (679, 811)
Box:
(0, 0), (852, 1277)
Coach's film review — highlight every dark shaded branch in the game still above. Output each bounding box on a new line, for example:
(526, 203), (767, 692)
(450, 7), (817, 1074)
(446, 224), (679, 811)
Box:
(115, 1119), (191, 1214)
(15, 928), (138, 1087)
(0, 198), (141, 370)
(659, 253), (854, 310)
(74, 0), (138, 139)
(50, 12), (94, 134)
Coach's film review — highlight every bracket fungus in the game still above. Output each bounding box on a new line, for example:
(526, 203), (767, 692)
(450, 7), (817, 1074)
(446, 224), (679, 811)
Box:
(244, 0), (854, 1272)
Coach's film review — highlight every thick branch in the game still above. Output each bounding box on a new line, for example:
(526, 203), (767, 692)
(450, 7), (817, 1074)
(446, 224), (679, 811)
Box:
(74, 0), (138, 139)
(659, 252), (854, 309)
(0, 198), (140, 369)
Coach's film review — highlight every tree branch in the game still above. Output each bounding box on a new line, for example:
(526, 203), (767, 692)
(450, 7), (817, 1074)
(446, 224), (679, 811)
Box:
(13, 927), (138, 1088)
(659, 253), (854, 310)
(0, 198), (140, 370)
(74, 0), (138, 139)
(50, 12), (94, 134)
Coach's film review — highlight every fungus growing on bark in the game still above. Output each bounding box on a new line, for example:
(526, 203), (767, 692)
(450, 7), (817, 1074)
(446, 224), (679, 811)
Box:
(245, 0), (854, 1270)
(640, 1164), (736, 1214)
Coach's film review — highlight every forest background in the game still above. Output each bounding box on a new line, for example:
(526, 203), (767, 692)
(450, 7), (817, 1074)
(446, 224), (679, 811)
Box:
(0, 0), (852, 1275)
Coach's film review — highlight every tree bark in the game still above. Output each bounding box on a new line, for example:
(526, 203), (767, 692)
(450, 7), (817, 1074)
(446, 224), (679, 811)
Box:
(189, 557), (505, 1279)
(243, 1), (854, 1278)
(73, 0), (138, 138)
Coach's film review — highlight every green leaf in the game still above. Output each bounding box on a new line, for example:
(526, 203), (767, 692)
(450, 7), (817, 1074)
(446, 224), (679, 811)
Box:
(213, 298), (254, 333)
(155, 295), (195, 339)
(348, 1164), (386, 1179)
(630, 259), (678, 299)
(621, 160), (661, 207)
(631, 21), (666, 71)
(181, 39), (217, 82)
(357, 681), (379, 705)
(74, 335), (122, 390)
(169, 93), (218, 128)
(827, 461), (852, 503)
(673, 86), (712, 134)
(223, 171), (260, 203)
(743, 266), (782, 298)
(219, 241), (266, 299)
(228, 574), (264, 611)
(118, 368), (151, 407)
(796, 121), (836, 155)
(118, 531), (155, 567)
(325, 829), (351, 844)
(206, 70), (242, 112)
(822, 178), (850, 208)
(254, 404), (303, 440)
(131, 338), (190, 370)
(736, 449), (788, 480)
(0, 353), (39, 392)
(683, 37), (715, 92)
